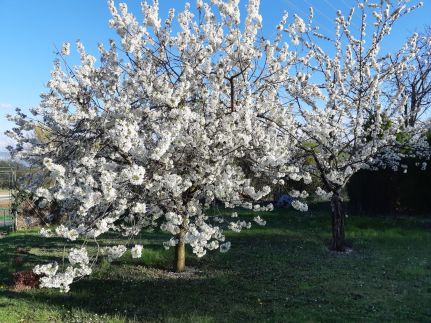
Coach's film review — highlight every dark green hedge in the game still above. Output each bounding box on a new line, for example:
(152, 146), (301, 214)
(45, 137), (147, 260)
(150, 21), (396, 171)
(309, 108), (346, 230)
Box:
(347, 161), (431, 215)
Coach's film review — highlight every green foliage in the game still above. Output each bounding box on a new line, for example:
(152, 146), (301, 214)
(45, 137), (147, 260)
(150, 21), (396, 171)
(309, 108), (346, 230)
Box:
(0, 210), (430, 322)
(34, 125), (52, 144)
(363, 112), (393, 141)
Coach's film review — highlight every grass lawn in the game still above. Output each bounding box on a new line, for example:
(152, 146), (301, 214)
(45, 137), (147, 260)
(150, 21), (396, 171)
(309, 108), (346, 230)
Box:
(0, 209), (430, 322)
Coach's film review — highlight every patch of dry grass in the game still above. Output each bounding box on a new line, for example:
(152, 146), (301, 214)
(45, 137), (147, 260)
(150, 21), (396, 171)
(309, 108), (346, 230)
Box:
(0, 200), (11, 209)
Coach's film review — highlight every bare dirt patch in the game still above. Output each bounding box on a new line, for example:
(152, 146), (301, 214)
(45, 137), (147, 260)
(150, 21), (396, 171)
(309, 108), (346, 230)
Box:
(12, 271), (40, 291)
(141, 266), (206, 280)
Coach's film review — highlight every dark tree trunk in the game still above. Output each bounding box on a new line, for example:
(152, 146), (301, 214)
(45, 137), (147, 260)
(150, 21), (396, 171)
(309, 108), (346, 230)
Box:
(330, 192), (346, 251)
(174, 229), (185, 272)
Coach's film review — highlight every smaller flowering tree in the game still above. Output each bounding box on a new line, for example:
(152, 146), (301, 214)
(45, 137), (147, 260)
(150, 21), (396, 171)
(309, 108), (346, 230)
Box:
(274, 0), (429, 250)
(389, 26), (431, 127)
(6, 0), (309, 292)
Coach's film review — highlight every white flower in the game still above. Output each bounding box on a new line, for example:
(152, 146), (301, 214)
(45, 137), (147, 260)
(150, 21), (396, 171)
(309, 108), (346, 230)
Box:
(131, 244), (143, 258)
(228, 220), (251, 233)
(132, 202), (146, 214)
(55, 225), (79, 241)
(40, 228), (53, 238)
(315, 187), (333, 200)
(43, 158), (66, 178)
(68, 247), (89, 266)
(101, 245), (127, 262)
(61, 42), (71, 56)
(293, 15), (306, 33)
(38, 267), (75, 293)
(291, 200), (308, 212)
(253, 216), (266, 226)
(35, 187), (52, 201)
(33, 262), (59, 277)
(125, 165), (146, 185)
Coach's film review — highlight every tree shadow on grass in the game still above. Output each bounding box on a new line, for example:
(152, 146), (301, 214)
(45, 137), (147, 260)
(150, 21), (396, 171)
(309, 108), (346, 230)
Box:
(0, 234), (172, 289)
(0, 229), (323, 322)
(1, 261), (271, 322)
(0, 234), (70, 285)
(0, 224), (370, 322)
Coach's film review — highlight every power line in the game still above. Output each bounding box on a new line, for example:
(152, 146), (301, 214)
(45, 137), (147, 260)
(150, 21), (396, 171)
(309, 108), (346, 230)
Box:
(340, 0), (354, 11)
(308, 0), (360, 34)
(321, 0), (343, 13)
(304, 0), (336, 26)
(284, 0), (334, 35)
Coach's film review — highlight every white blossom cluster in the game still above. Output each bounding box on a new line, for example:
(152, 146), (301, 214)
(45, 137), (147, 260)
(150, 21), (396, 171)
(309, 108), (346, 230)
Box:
(291, 200), (308, 212)
(33, 247), (91, 293)
(315, 187), (333, 200)
(131, 244), (143, 258)
(101, 245), (127, 262)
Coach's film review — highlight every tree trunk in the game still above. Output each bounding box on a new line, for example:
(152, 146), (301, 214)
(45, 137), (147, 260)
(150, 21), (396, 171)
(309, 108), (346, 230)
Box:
(174, 231), (185, 272)
(330, 192), (346, 251)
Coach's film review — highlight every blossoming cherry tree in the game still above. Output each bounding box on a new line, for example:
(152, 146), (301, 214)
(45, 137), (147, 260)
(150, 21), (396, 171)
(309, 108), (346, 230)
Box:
(7, 0), (307, 291)
(279, 0), (428, 250)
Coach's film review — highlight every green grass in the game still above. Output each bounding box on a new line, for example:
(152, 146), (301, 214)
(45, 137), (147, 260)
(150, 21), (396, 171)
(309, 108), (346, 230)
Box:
(0, 209), (430, 322)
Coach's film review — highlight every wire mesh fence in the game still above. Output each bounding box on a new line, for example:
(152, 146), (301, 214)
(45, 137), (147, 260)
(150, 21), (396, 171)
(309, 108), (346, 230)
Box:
(0, 207), (15, 230)
(0, 165), (44, 231)
(0, 166), (17, 231)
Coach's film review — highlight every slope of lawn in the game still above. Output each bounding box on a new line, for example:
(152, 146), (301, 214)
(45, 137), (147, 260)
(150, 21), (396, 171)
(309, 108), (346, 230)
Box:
(0, 208), (430, 322)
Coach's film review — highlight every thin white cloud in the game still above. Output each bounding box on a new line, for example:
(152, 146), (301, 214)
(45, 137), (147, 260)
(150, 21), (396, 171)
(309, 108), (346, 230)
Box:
(0, 103), (13, 109)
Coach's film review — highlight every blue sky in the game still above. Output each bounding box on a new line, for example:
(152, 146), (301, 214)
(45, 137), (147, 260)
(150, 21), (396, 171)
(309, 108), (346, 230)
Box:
(0, 0), (429, 152)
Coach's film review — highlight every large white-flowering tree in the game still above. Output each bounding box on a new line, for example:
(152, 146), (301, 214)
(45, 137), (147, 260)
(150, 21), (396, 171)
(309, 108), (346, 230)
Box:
(6, 0), (311, 292)
(273, 0), (429, 251)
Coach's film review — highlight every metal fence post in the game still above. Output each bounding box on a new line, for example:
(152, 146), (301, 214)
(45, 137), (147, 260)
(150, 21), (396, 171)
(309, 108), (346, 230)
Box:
(13, 208), (17, 231)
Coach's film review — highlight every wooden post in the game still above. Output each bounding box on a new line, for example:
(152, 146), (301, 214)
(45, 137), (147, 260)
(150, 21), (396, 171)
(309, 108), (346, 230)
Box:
(13, 208), (17, 232)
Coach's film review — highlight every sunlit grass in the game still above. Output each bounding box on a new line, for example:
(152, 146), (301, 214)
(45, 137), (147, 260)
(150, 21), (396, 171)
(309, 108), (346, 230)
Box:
(0, 209), (430, 322)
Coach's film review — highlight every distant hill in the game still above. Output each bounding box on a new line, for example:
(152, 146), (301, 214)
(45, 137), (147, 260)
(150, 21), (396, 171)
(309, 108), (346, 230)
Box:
(0, 152), (11, 160)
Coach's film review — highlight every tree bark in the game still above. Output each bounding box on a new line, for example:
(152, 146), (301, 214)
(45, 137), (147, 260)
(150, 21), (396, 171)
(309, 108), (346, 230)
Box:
(330, 192), (346, 251)
(174, 231), (186, 272)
